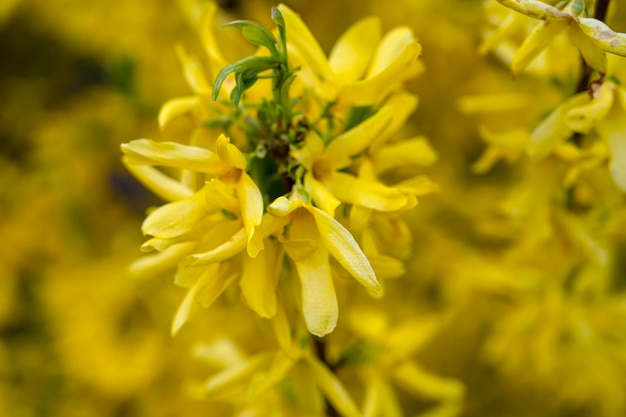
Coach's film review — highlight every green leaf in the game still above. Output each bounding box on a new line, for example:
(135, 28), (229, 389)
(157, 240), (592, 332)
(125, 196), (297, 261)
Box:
(212, 56), (280, 101)
(222, 20), (278, 53)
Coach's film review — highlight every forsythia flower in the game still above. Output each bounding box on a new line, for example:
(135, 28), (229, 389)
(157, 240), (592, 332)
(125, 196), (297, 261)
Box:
(121, 3), (434, 338)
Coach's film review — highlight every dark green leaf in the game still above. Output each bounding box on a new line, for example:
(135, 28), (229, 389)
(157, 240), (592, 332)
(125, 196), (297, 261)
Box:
(212, 56), (280, 101)
(221, 20), (278, 53)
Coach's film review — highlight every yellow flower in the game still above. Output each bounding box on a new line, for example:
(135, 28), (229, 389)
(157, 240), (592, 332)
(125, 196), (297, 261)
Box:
(278, 3), (424, 106)
(495, 0), (626, 76)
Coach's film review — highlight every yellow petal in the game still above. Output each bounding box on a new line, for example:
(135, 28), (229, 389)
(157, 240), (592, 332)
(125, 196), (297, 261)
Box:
(200, 352), (273, 398)
(200, 2), (229, 75)
(326, 171), (407, 212)
(268, 195), (304, 217)
(272, 305), (292, 352)
(528, 92), (589, 160)
(121, 139), (223, 173)
(566, 82), (614, 133)
(158, 96), (200, 129)
(393, 361), (465, 401)
(495, 0), (570, 21)
(142, 187), (214, 238)
(568, 23), (607, 74)
(204, 179), (240, 215)
(306, 355), (362, 417)
(197, 267), (238, 308)
(249, 352), (297, 399)
(349, 205), (372, 231)
(237, 173), (264, 256)
(341, 42), (422, 105)
(597, 91), (626, 191)
(511, 19), (568, 76)
(578, 17), (626, 57)
(278, 4), (334, 80)
(122, 158), (193, 202)
(171, 272), (208, 335)
(373, 92), (419, 148)
(291, 132), (325, 169)
(176, 45), (212, 95)
(395, 175), (440, 197)
(367, 26), (418, 78)
(305, 172), (341, 216)
(363, 373), (403, 417)
(329, 16), (382, 83)
(289, 210), (337, 337)
(185, 227), (247, 266)
(129, 242), (197, 283)
(325, 106), (393, 168)
(308, 205), (381, 295)
(216, 134), (247, 169)
(240, 238), (281, 318)
(374, 136), (438, 173)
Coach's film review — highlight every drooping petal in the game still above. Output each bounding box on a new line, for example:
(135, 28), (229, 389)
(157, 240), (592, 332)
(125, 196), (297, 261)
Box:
(129, 242), (197, 282)
(566, 82), (614, 133)
(171, 265), (220, 335)
(121, 158), (193, 202)
(329, 16), (381, 83)
(597, 91), (626, 191)
(142, 187), (215, 238)
(176, 45), (212, 95)
(341, 42), (422, 105)
(326, 171), (407, 212)
(366, 26), (419, 78)
(511, 19), (568, 76)
(305, 355), (362, 417)
(240, 238), (281, 318)
(200, 352), (273, 398)
(568, 23), (607, 74)
(325, 106), (393, 168)
(215, 134), (247, 169)
(289, 210), (338, 337)
(278, 4), (334, 80)
(393, 361), (465, 401)
(204, 179), (240, 215)
(158, 96), (201, 129)
(495, 0), (570, 21)
(237, 173), (264, 255)
(373, 136), (438, 173)
(308, 205), (381, 295)
(185, 227), (247, 267)
(121, 139), (224, 173)
(196, 267), (238, 308)
(578, 17), (626, 57)
(528, 93), (589, 160)
(304, 172), (341, 216)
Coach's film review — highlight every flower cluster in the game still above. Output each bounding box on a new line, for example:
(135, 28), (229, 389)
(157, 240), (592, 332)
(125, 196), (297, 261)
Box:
(121, 4), (436, 339)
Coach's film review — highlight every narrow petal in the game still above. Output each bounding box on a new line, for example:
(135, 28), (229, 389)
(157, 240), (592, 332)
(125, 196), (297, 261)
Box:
(240, 238), (281, 318)
(216, 134), (247, 169)
(568, 23), (607, 74)
(121, 139), (224, 173)
(158, 96), (200, 129)
(176, 45), (212, 95)
(511, 19), (568, 76)
(305, 172), (341, 216)
(373, 136), (438, 173)
(566, 82), (614, 133)
(236, 173), (264, 256)
(201, 352), (273, 398)
(185, 227), (247, 266)
(329, 17), (382, 83)
(495, 0), (570, 21)
(393, 361), (465, 401)
(289, 212), (337, 337)
(142, 187), (214, 238)
(278, 4), (334, 79)
(205, 179), (240, 215)
(341, 42), (422, 105)
(200, 2), (229, 75)
(597, 92), (626, 191)
(171, 272), (208, 335)
(325, 106), (393, 168)
(366, 26), (419, 78)
(528, 93), (589, 160)
(129, 242), (197, 283)
(306, 355), (362, 417)
(326, 171), (407, 212)
(197, 267), (238, 308)
(308, 205), (381, 295)
(578, 17), (626, 57)
(122, 158), (193, 202)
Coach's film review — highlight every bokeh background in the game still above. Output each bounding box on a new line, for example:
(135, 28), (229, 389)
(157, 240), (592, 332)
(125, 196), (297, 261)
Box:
(2, 0), (626, 416)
